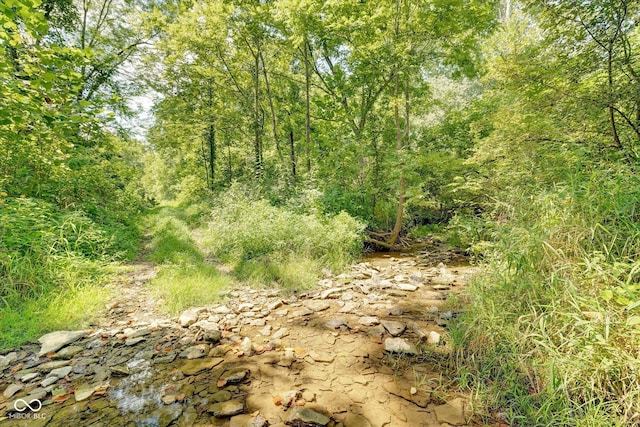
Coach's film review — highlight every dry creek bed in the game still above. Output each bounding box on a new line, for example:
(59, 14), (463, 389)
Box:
(0, 251), (484, 427)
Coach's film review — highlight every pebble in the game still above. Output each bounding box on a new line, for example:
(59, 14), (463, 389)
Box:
(427, 331), (441, 345)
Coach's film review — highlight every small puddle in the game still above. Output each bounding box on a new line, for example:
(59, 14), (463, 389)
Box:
(109, 352), (165, 425)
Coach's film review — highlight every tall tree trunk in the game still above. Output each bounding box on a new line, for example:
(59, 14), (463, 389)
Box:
(201, 134), (209, 187)
(207, 123), (215, 189)
(207, 86), (216, 190)
(289, 127), (296, 179)
(608, 44), (623, 150)
(304, 39), (312, 173)
(388, 0), (406, 248)
(253, 49), (263, 177)
(388, 70), (405, 248)
(259, 51), (283, 163)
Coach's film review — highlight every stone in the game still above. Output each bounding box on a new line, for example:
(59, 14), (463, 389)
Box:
(268, 300), (284, 311)
(0, 352), (17, 369)
(259, 325), (272, 336)
(308, 351), (334, 363)
(110, 365), (130, 376)
(434, 398), (466, 426)
(48, 366), (73, 378)
(427, 331), (441, 345)
(125, 336), (146, 346)
(40, 376), (59, 387)
(320, 288), (341, 299)
(272, 327), (290, 340)
(213, 305), (233, 314)
(127, 327), (152, 338)
(324, 318), (350, 331)
(344, 414), (372, 427)
(219, 368), (249, 385)
(383, 338), (418, 355)
(162, 394), (184, 405)
(211, 390), (233, 402)
(184, 344), (209, 359)
(180, 358), (224, 375)
(74, 383), (97, 401)
(338, 302), (359, 314)
(179, 308), (202, 327)
(381, 320), (405, 337)
(397, 283), (417, 291)
(51, 345), (83, 360)
(286, 407), (330, 426)
(230, 414), (269, 427)
(358, 316), (380, 326)
(278, 348), (296, 368)
(291, 308), (313, 317)
(21, 373), (40, 382)
(37, 360), (71, 372)
(387, 306), (403, 316)
(239, 337), (254, 355)
(303, 300), (331, 312)
(38, 330), (87, 356)
(154, 403), (183, 427)
(204, 329), (222, 343)
(209, 399), (244, 418)
(3, 383), (23, 399)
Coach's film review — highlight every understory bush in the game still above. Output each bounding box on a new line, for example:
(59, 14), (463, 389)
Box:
(452, 160), (640, 426)
(204, 185), (365, 290)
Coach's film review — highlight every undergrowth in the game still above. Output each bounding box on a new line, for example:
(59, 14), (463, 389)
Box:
(451, 159), (640, 426)
(146, 206), (231, 314)
(202, 185), (365, 291)
(0, 197), (138, 349)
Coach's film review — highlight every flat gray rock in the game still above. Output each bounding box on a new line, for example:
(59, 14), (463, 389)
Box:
(209, 399), (244, 417)
(0, 352), (17, 369)
(303, 300), (331, 312)
(358, 316), (380, 326)
(3, 383), (23, 399)
(180, 357), (224, 375)
(38, 330), (87, 356)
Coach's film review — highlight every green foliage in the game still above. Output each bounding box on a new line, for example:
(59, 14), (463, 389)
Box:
(145, 206), (231, 314)
(0, 197), (118, 348)
(454, 155), (640, 425)
(203, 184), (365, 290)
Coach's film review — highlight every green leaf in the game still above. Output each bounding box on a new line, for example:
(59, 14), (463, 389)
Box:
(601, 289), (614, 302)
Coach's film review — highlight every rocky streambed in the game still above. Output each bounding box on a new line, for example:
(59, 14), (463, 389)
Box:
(0, 252), (481, 427)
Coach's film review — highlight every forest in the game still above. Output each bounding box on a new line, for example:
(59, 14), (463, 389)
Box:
(2, 0), (640, 425)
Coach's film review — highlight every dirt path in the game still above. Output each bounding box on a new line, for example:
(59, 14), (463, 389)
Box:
(0, 252), (482, 427)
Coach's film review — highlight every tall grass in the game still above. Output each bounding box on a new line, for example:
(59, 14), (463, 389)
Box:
(0, 197), (121, 348)
(145, 207), (231, 314)
(452, 159), (640, 426)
